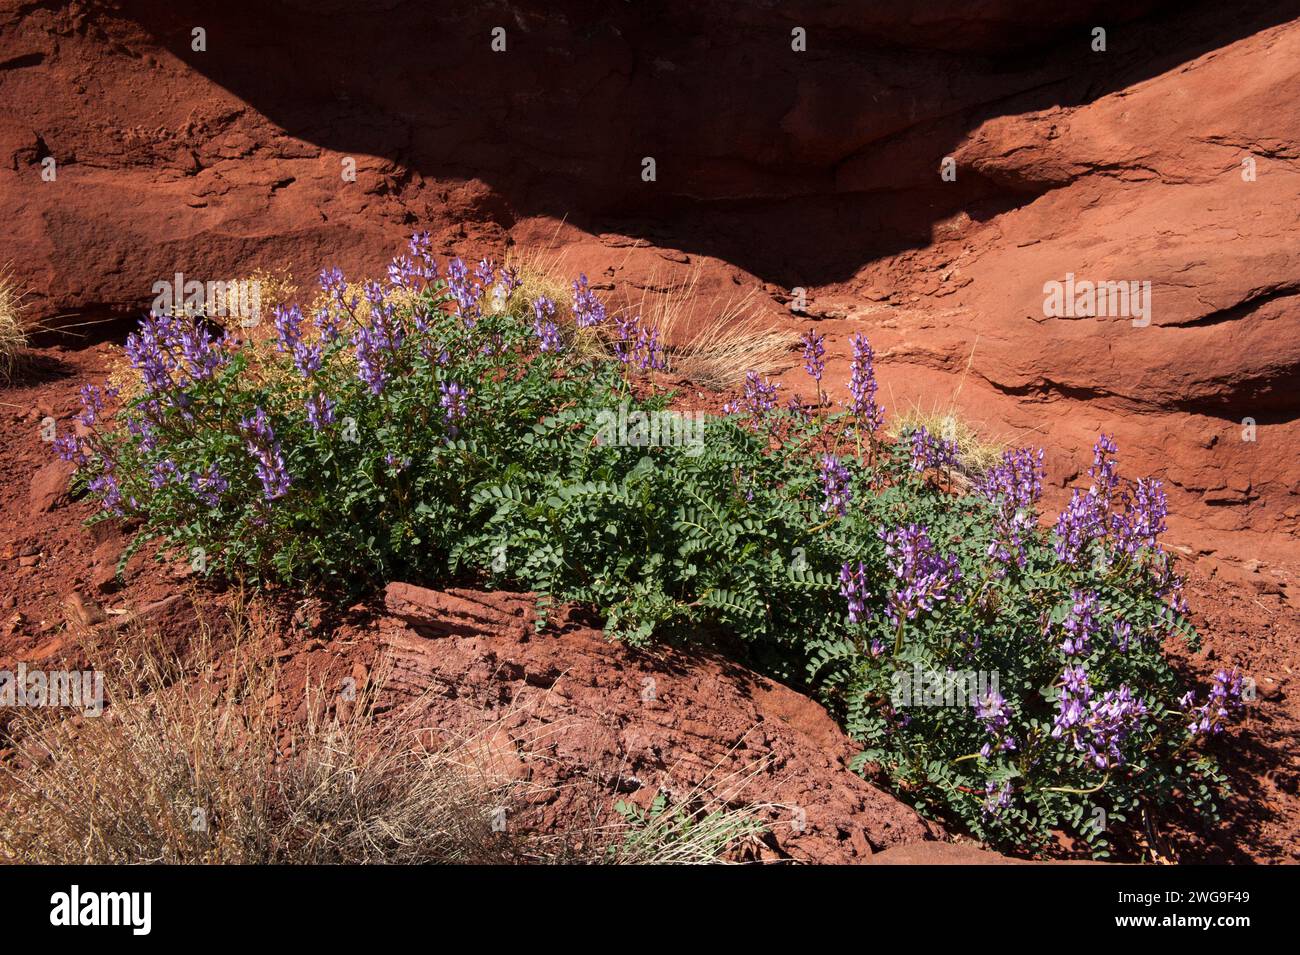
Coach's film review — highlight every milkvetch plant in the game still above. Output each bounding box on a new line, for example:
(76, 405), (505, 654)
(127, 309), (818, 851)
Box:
(59, 234), (1242, 857)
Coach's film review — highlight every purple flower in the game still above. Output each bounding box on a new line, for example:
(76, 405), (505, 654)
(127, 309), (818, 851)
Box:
(149, 458), (179, 489)
(189, 463), (228, 508)
(1112, 618), (1133, 652)
(277, 304), (322, 377)
(610, 312), (666, 371)
(1052, 488), (1106, 566)
(532, 296), (562, 352)
(408, 232), (434, 267)
(801, 330), (825, 384)
(439, 380), (469, 436)
(474, 258), (497, 290)
(845, 334), (884, 432)
(879, 523), (961, 624)
(978, 447), (1044, 571)
(75, 385), (106, 429)
(819, 454), (852, 517)
(724, 371), (780, 421)
(305, 391), (336, 430)
(388, 255), (422, 290)
(1058, 589), (1100, 657)
(839, 561), (872, 624)
(982, 779), (1013, 818)
(1053, 435), (1122, 565)
(1052, 666), (1147, 769)
(1184, 668), (1245, 737)
(239, 407), (291, 501)
(909, 426), (959, 473)
(572, 273), (606, 328)
(446, 257), (482, 327)
(124, 312), (180, 394)
(1090, 433), (1120, 506)
(88, 472), (124, 514)
(274, 303), (303, 351)
(1112, 477), (1168, 555)
(53, 432), (86, 465)
(319, 267), (346, 298)
(498, 266), (521, 299)
(179, 321), (223, 382)
(975, 690), (1017, 758)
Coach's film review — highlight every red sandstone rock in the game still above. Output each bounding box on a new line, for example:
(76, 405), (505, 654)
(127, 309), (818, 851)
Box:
(365, 583), (936, 863)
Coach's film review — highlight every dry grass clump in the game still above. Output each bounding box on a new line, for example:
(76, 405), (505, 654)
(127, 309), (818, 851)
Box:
(633, 268), (798, 390)
(0, 600), (765, 865)
(0, 268), (28, 383)
(0, 609), (523, 865)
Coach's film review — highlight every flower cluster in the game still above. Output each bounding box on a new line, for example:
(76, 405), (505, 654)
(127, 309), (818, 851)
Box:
(801, 330), (825, 394)
(879, 523), (961, 624)
(1058, 589), (1100, 657)
(908, 426), (959, 473)
(189, 463), (228, 508)
(1112, 477), (1168, 555)
(531, 296), (563, 353)
(845, 334), (884, 433)
(1052, 435), (1122, 565)
(572, 273), (606, 328)
(124, 310), (228, 394)
(1182, 668), (1245, 737)
(439, 381), (469, 437)
(983, 779), (1013, 819)
(838, 560), (871, 624)
(974, 690), (1017, 757)
(978, 447), (1044, 571)
(723, 371), (780, 422)
(611, 311), (666, 371)
(239, 407), (291, 501)
(818, 454), (853, 517)
(1051, 666), (1147, 770)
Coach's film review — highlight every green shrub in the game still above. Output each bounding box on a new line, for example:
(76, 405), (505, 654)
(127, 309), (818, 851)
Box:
(57, 236), (1242, 856)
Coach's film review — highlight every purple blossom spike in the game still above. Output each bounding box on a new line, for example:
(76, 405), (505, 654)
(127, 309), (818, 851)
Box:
(532, 296), (562, 352)
(838, 561), (871, 624)
(801, 330), (825, 384)
(819, 454), (852, 517)
(845, 334), (884, 432)
(189, 463), (228, 508)
(978, 447), (1044, 571)
(1184, 667), (1245, 738)
(982, 779), (1013, 818)
(439, 380), (469, 437)
(723, 371), (780, 421)
(909, 426), (959, 473)
(974, 690), (1017, 758)
(572, 273), (606, 328)
(239, 407), (291, 501)
(879, 523), (961, 624)
(305, 391), (336, 430)
(1058, 589), (1100, 657)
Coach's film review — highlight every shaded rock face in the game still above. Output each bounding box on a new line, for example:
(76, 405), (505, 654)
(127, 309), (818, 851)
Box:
(1, 0), (1296, 557)
(360, 584), (935, 863)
